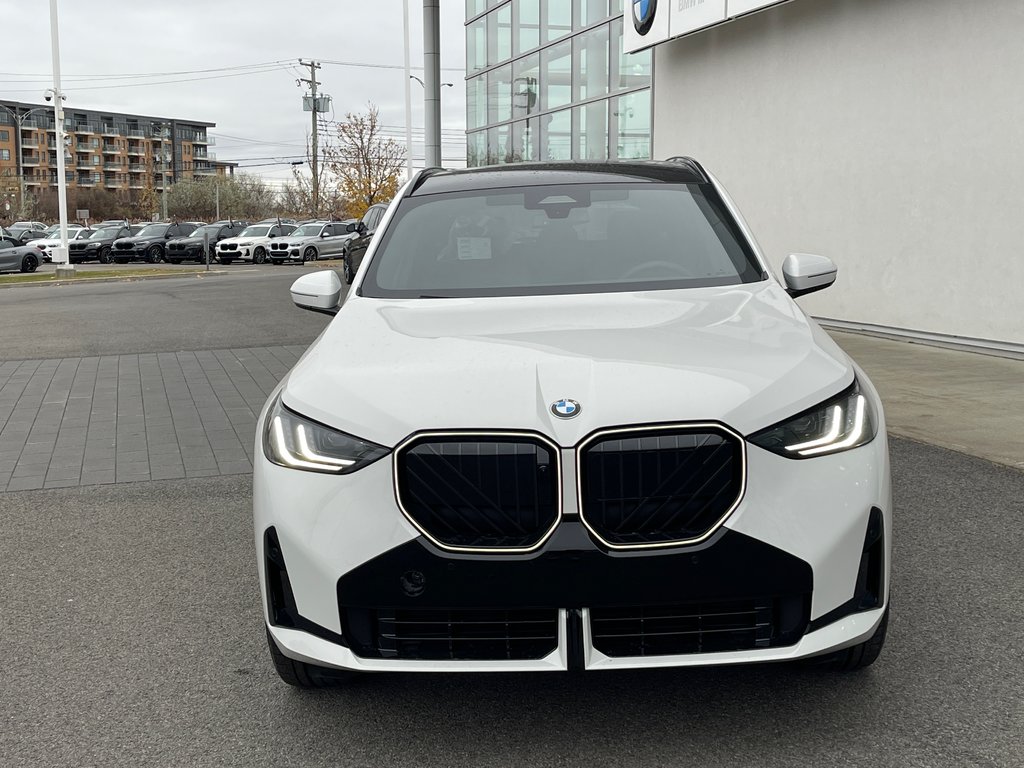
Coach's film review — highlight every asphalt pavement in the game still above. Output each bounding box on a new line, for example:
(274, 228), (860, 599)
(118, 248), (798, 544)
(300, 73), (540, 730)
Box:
(0, 270), (1021, 767)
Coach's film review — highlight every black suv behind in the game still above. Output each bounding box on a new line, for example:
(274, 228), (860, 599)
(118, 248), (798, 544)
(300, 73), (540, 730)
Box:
(112, 222), (195, 263)
(166, 221), (249, 263)
(69, 224), (144, 263)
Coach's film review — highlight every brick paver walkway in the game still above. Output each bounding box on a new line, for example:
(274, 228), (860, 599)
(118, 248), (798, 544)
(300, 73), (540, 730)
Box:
(0, 346), (307, 492)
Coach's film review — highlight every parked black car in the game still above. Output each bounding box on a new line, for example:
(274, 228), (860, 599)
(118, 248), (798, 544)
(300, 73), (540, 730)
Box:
(0, 236), (41, 273)
(68, 224), (144, 264)
(165, 221), (249, 264)
(111, 222), (196, 264)
(8, 224), (49, 244)
(342, 203), (389, 284)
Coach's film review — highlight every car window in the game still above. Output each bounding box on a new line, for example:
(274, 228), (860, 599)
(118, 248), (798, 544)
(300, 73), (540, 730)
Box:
(361, 183), (764, 299)
(0, 238), (12, 250)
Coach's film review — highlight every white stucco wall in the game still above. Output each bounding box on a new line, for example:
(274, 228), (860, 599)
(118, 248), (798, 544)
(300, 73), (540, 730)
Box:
(652, 0), (1024, 344)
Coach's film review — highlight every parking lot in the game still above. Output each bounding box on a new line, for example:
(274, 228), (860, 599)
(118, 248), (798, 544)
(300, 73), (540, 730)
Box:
(0, 271), (1021, 767)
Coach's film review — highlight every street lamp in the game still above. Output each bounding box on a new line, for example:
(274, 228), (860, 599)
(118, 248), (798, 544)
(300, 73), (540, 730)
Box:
(0, 105), (54, 219)
(406, 76), (453, 173)
(48, 0), (72, 273)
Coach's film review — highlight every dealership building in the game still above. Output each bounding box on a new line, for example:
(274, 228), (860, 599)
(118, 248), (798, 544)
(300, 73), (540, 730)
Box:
(466, 0), (1022, 351)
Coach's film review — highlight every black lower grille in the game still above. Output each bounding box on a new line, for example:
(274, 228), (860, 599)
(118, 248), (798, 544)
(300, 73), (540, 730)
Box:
(343, 607), (559, 660)
(580, 426), (744, 546)
(396, 434), (559, 550)
(591, 597), (806, 657)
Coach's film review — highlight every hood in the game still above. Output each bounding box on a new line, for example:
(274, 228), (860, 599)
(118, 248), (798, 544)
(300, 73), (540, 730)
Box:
(168, 236), (203, 246)
(220, 235), (271, 246)
(114, 236), (159, 246)
(282, 282), (853, 448)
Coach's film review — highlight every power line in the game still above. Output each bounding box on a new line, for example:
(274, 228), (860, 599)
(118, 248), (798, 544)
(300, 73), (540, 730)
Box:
(0, 61), (293, 83)
(0, 65), (294, 93)
(319, 59), (464, 73)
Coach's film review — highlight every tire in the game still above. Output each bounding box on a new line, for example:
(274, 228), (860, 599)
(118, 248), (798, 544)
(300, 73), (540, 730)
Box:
(145, 245), (162, 264)
(303, 246), (318, 263)
(343, 258), (353, 285)
(98, 246), (112, 264)
(253, 246), (267, 264)
(265, 627), (351, 689)
(20, 253), (39, 273)
(815, 606), (889, 671)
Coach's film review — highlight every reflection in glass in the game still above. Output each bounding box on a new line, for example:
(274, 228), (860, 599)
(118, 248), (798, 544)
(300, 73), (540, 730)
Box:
(575, 101), (608, 160)
(467, 17), (487, 72)
(613, 90), (651, 160)
(467, 75), (488, 130)
(579, 0), (609, 26)
(488, 65), (513, 124)
(512, 54), (540, 119)
(488, 3), (513, 66)
(573, 24), (609, 102)
(542, 108), (572, 160)
(516, 0), (540, 54)
(541, 39), (572, 110)
(468, 130), (487, 167)
(611, 17), (652, 91)
(544, 0), (571, 42)
(512, 117), (539, 162)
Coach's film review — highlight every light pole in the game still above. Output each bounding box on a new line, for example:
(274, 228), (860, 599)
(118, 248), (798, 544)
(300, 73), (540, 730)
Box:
(48, 0), (71, 274)
(0, 105), (53, 219)
(407, 77), (452, 172)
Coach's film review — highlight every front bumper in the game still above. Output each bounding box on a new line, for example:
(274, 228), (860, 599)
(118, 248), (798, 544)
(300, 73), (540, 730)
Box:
(255, 411), (891, 673)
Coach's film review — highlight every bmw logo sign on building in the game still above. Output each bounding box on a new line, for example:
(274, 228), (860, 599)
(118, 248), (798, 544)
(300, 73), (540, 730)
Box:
(633, 0), (658, 35)
(551, 399), (582, 419)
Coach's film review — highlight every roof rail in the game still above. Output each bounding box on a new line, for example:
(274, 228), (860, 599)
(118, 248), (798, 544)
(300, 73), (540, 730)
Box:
(664, 156), (709, 182)
(408, 166), (445, 195)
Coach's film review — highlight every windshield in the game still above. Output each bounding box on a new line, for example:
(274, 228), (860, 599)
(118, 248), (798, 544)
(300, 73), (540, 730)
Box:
(239, 226), (271, 238)
(136, 224), (169, 238)
(191, 225), (221, 237)
(91, 228), (121, 239)
(361, 184), (764, 298)
(291, 224), (324, 237)
(73, 229), (92, 240)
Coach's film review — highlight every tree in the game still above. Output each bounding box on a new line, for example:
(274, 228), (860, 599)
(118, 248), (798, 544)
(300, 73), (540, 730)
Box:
(325, 104), (404, 220)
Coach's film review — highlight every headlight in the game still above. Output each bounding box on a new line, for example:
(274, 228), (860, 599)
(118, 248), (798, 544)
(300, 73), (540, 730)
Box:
(263, 395), (388, 474)
(748, 380), (877, 458)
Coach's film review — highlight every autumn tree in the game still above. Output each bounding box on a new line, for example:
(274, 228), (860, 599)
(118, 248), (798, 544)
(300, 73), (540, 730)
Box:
(325, 104), (404, 220)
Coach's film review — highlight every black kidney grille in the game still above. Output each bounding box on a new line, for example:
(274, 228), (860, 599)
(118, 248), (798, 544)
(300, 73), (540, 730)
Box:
(580, 428), (743, 546)
(345, 608), (559, 661)
(591, 600), (784, 657)
(397, 436), (558, 550)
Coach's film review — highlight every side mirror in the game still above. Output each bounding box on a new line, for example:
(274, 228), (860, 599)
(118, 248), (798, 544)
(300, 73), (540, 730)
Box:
(320, 231), (329, 238)
(782, 253), (837, 298)
(346, 222), (367, 235)
(268, 232), (276, 238)
(290, 270), (342, 316)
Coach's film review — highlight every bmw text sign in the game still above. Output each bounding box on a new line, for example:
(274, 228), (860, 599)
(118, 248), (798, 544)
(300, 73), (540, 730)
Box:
(624, 0), (791, 53)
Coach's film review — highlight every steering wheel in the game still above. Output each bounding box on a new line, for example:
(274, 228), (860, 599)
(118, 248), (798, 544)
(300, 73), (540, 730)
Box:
(621, 260), (691, 281)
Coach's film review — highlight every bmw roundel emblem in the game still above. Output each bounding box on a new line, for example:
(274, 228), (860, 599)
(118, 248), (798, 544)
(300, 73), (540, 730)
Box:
(632, 0), (657, 36)
(551, 398), (582, 419)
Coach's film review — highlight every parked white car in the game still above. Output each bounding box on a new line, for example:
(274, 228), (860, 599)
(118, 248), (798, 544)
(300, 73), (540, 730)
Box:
(268, 220), (357, 264)
(216, 223), (296, 264)
(255, 160), (892, 687)
(28, 227), (92, 261)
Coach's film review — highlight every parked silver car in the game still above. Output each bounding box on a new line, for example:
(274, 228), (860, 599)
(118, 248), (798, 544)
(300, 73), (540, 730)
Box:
(0, 236), (42, 273)
(268, 220), (357, 264)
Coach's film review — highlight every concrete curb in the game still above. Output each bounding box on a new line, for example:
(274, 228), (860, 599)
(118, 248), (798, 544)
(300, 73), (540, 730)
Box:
(0, 270), (231, 290)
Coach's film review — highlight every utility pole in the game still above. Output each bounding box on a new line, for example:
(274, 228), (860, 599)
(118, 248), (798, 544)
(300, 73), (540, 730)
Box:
(298, 59), (322, 218)
(403, 0), (413, 178)
(215, 183), (219, 220)
(49, 0), (71, 274)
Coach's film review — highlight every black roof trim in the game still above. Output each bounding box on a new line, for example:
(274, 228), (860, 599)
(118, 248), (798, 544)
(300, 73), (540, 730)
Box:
(664, 156), (710, 182)
(409, 160), (712, 196)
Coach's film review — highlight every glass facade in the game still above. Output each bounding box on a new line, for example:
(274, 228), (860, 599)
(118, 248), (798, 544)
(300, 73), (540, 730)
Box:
(466, 0), (651, 166)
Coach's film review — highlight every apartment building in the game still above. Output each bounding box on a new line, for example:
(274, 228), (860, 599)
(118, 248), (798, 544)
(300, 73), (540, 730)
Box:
(0, 101), (235, 205)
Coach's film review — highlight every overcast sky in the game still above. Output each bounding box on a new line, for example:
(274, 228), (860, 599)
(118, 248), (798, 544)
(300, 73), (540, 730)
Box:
(0, 0), (468, 188)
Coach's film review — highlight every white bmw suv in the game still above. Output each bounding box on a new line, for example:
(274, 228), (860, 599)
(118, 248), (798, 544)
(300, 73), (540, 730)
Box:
(216, 222), (295, 264)
(256, 160), (891, 687)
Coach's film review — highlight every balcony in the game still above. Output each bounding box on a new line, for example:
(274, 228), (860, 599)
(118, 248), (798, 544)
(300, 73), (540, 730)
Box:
(73, 123), (95, 135)
(102, 143), (118, 154)
(104, 162), (122, 171)
(21, 119), (47, 131)
(75, 143), (91, 152)
(77, 177), (96, 187)
(127, 147), (145, 157)
(25, 176), (44, 186)
(194, 167), (217, 176)
(77, 160), (94, 170)
(20, 138), (39, 148)
(21, 155), (40, 166)
(129, 180), (144, 189)
(104, 176), (120, 188)
(101, 124), (121, 137)
(127, 128), (146, 138)
(129, 164), (146, 173)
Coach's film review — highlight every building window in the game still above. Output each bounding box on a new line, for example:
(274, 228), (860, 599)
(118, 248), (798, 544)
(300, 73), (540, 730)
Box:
(0, 149), (9, 161)
(0, 130), (8, 142)
(612, 90), (651, 160)
(544, 0), (572, 42)
(573, 23), (609, 102)
(468, 75), (488, 129)
(487, 64), (513, 124)
(541, 38), (572, 110)
(511, 117), (539, 161)
(515, 0), (540, 54)
(468, 130), (487, 166)
(467, 15), (487, 72)
(540, 108), (571, 160)
(487, 3), (512, 66)
(611, 17), (651, 91)
(578, 0), (610, 26)
(575, 101), (609, 160)
(512, 53), (540, 118)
